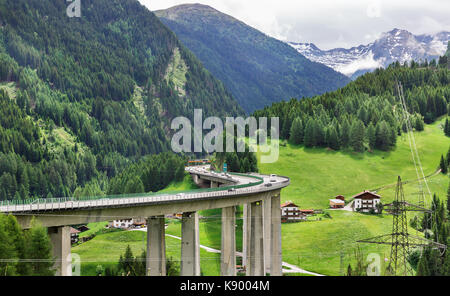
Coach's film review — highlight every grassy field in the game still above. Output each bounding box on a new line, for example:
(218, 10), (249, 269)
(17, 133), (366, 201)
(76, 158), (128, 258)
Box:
(72, 229), (222, 276)
(158, 174), (199, 193)
(253, 117), (449, 275)
(78, 221), (109, 238)
(181, 117), (449, 275)
(257, 118), (449, 209)
(73, 118), (449, 276)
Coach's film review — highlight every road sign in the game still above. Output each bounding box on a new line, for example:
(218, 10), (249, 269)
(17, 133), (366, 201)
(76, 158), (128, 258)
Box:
(223, 163), (227, 172)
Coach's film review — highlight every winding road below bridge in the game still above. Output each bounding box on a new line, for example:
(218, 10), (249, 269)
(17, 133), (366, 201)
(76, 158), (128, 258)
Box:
(132, 228), (324, 276)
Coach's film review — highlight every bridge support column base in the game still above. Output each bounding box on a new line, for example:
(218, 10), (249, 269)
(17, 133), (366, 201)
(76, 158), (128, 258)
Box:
(221, 206), (236, 276)
(146, 216), (166, 276)
(243, 203), (251, 273)
(49, 226), (71, 276)
(263, 195), (272, 274)
(180, 212), (200, 276)
(271, 194), (282, 276)
(248, 200), (265, 276)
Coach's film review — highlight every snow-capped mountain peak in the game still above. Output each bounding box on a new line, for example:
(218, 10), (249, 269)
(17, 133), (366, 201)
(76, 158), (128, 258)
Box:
(289, 29), (449, 79)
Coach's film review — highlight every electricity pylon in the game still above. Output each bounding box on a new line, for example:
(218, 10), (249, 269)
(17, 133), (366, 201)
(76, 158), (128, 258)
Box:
(357, 176), (446, 276)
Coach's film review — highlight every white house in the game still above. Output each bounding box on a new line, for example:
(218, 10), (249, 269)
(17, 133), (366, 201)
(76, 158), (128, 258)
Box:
(112, 219), (134, 229)
(352, 190), (382, 213)
(281, 201), (305, 222)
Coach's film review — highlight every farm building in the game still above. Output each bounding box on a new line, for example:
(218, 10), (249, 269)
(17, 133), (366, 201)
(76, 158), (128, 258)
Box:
(111, 218), (146, 229)
(335, 195), (345, 202)
(329, 199), (345, 209)
(75, 225), (90, 233)
(281, 201), (305, 222)
(70, 227), (80, 244)
(299, 209), (315, 215)
(352, 190), (381, 213)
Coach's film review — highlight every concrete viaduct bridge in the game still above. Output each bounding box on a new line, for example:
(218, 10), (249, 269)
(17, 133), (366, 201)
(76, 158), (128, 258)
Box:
(0, 166), (290, 277)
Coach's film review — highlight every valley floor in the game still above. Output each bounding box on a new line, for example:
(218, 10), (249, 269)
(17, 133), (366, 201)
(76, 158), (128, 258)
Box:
(72, 118), (449, 276)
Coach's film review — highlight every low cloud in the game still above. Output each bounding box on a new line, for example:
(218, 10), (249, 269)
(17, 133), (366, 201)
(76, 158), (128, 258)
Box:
(337, 51), (383, 76)
(141, 0), (450, 50)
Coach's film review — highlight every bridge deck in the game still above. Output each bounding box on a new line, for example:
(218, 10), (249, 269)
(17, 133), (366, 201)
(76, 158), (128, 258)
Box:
(0, 167), (289, 215)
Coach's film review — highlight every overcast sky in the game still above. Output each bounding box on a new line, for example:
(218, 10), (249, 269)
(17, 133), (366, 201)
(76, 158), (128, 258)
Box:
(139, 0), (450, 50)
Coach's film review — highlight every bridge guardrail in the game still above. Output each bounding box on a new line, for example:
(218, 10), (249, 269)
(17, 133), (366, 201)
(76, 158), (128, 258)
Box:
(0, 172), (269, 212)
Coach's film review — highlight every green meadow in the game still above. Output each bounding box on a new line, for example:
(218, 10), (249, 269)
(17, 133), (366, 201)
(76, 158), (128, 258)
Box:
(72, 228), (222, 276)
(257, 118), (449, 209)
(72, 118), (449, 276)
(253, 117), (449, 275)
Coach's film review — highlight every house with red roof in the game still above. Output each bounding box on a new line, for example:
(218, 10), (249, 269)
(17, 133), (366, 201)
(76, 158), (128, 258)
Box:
(281, 201), (305, 223)
(351, 190), (381, 213)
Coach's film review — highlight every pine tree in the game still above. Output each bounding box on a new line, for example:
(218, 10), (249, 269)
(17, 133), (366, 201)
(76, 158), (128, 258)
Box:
(27, 218), (54, 276)
(303, 118), (316, 148)
(241, 158), (250, 173)
(314, 120), (326, 146)
(375, 121), (393, 151)
(366, 123), (376, 150)
(444, 118), (450, 136)
(135, 250), (146, 276)
(440, 155), (448, 174)
(443, 252), (450, 276)
(281, 114), (292, 140)
(289, 117), (304, 145)
(446, 146), (450, 167)
(415, 116), (425, 132)
(122, 245), (136, 276)
(427, 248), (442, 276)
(0, 214), (18, 275)
(346, 264), (352, 276)
(166, 256), (180, 276)
(4, 214), (29, 275)
(447, 181), (450, 219)
(326, 126), (340, 150)
(340, 119), (350, 148)
(124, 177), (145, 194)
(416, 250), (430, 276)
(350, 120), (365, 152)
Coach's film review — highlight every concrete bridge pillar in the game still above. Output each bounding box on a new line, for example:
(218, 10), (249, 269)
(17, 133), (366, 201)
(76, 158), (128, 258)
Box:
(263, 195), (272, 274)
(242, 203), (251, 273)
(248, 200), (265, 276)
(48, 226), (71, 276)
(221, 206), (236, 276)
(190, 174), (197, 184)
(146, 216), (166, 276)
(180, 212), (200, 276)
(210, 181), (218, 188)
(270, 194), (282, 276)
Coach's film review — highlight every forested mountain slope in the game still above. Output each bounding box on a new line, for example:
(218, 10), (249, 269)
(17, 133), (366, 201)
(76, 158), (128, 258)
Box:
(254, 61), (449, 152)
(0, 0), (242, 201)
(155, 4), (350, 113)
